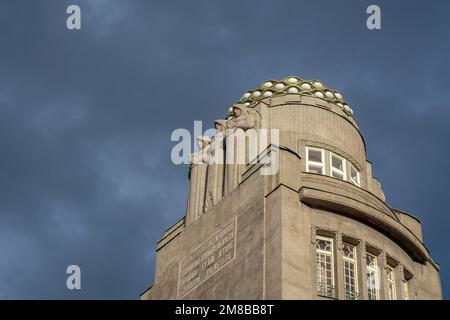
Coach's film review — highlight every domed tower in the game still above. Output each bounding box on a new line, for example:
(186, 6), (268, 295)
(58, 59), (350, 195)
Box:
(141, 76), (442, 300)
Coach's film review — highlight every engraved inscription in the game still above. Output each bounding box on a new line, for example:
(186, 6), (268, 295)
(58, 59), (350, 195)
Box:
(178, 219), (237, 297)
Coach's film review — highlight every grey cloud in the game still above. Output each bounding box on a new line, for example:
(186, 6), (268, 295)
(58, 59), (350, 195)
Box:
(0, 0), (449, 298)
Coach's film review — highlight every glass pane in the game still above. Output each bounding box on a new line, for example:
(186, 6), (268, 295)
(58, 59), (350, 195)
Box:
(316, 248), (335, 298)
(343, 243), (354, 258)
(351, 166), (359, 185)
(387, 267), (394, 280)
(316, 238), (331, 251)
(308, 149), (322, 163)
(388, 284), (395, 300)
(366, 255), (375, 268)
(367, 269), (378, 300)
(332, 170), (344, 180)
(344, 259), (358, 300)
(331, 155), (343, 170)
(308, 165), (323, 174)
(351, 167), (358, 180)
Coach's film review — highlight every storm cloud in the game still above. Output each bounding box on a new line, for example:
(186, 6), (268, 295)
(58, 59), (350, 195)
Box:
(0, 0), (449, 298)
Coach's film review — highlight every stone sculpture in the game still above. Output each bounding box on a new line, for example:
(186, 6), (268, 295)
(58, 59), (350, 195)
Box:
(226, 105), (259, 131)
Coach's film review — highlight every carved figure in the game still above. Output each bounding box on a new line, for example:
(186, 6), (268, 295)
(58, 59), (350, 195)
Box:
(189, 136), (212, 165)
(226, 105), (259, 130)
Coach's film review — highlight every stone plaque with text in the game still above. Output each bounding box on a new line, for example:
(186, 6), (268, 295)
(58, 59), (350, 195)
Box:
(178, 218), (237, 297)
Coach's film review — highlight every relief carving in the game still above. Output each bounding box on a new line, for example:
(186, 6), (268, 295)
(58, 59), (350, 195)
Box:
(336, 232), (343, 251)
(359, 240), (367, 259)
(311, 227), (317, 244)
(187, 136), (211, 223)
(202, 120), (227, 212)
(226, 105), (260, 131)
(190, 136), (212, 165)
(214, 119), (227, 134)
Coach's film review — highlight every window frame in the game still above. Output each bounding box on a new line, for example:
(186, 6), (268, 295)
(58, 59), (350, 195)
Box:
(342, 242), (359, 300)
(305, 147), (363, 187)
(330, 152), (347, 181)
(403, 281), (409, 300)
(350, 165), (360, 186)
(306, 147), (325, 175)
(366, 252), (379, 300)
(387, 265), (397, 300)
(315, 235), (335, 298)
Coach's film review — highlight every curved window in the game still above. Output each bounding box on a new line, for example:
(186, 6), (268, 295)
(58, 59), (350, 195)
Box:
(330, 153), (346, 181)
(305, 147), (360, 186)
(350, 165), (360, 186)
(306, 147), (325, 174)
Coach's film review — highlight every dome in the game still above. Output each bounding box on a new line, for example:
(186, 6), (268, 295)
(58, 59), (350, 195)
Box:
(236, 76), (353, 117)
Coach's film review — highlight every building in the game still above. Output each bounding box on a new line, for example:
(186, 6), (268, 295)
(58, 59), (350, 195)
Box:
(141, 76), (442, 300)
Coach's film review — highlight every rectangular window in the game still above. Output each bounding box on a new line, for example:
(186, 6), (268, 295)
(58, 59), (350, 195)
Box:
(366, 253), (379, 300)
(403, 269), (413, 300)
(330, 153), (346, 180)
(306, 147), (325, 175)
(316, 236), (335, 298)
(403, 281), (409, 300)
(350, 165), (360, 186)
(387, 266), (397, 300)
(343, 243), (359, 300)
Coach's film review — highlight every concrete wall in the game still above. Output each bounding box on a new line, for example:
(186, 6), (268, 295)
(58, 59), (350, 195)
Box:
(149, 171), (269, 299)
(142, 94), (442, 300)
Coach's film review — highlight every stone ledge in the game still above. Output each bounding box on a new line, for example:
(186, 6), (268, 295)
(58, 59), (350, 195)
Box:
(302, 173), (393, 218)
(299, 186), (429, 263)
(157, 217), (185, 251)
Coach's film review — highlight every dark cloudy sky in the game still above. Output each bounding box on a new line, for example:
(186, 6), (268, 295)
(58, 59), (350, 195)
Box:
(1, 0), (449, 299)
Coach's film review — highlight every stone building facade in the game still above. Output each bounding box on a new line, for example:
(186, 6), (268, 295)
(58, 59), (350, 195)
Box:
(141, 76), (442, 300)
